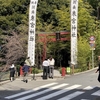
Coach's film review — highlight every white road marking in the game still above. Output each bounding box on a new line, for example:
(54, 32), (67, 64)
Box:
(35, 84), (81, 100)
(83, 86), (94, 90)
(81, 99), (90, 100)
(91, 90), (100, 96)
(15, 83), (68, 100)
(5, 82), (57, 99)
(58, 91), (84, 100)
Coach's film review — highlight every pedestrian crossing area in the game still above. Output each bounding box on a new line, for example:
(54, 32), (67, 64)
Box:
(4, 82), (100, 100)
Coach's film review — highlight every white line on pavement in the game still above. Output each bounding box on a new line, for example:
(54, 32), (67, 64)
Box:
(58, 91), (84, 100)
(91, 90), (100, 96)
(15, 83), (68, 100)
(83, 86), (95, 90)
(5, 82), (57, 99)
(35, 84), (81, 100)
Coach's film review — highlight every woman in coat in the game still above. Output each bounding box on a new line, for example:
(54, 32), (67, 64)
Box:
(9, 64), (15, 82)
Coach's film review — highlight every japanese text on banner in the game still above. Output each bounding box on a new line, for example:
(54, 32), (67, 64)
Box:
(71, 0), (78, 65)
(28, 0), (38, 66)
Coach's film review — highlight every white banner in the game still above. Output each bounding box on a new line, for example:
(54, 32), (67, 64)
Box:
(71, 0), (78, 65)
(28, 0), (38, 66)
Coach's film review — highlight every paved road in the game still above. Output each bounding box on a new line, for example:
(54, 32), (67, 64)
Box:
(0, 68), (100, 100)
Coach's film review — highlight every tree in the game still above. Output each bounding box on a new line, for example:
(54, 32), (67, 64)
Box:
(0, 0), (100, 70)
(1, 31), (26, 67)
(0, 0), (29, 68)
(36, 0), (70, 31)
(78, 37), (91, 71)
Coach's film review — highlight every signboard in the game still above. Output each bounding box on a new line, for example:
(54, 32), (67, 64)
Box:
(28, 0), (38, 66)
(71, 0), (78, 65)
(89, 36), (95, 50)
(89, 36), (95, 41)
(67, 67), (70, 73)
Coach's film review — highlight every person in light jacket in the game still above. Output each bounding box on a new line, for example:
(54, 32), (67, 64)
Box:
(25, 57), (31, 67)
(48, 56), (55, 79)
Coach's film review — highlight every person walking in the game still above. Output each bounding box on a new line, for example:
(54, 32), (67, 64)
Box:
(96, 56), (100, 82)
(22, 63), (30, 83)
(42, 58), (49, 79)
(9, 64), (15, 82)
(48, 56), (55, 79)
(25, 57), (31, 67)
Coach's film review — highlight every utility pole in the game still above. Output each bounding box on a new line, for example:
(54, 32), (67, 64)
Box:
(89, 36), (95, 69)
(97, 0), (100, 20)
(92, 49), (94, 68)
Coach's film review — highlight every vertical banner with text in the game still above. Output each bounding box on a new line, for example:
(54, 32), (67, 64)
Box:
(28, 0), (38, 66)
(71, 0), (78, 65)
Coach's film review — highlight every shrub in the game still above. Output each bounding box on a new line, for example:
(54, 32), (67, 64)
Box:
(32, 68), (43, 74)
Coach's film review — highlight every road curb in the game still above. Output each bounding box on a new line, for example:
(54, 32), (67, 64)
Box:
(0, 67), (98, 85)
(64, 67), (98, 78)
(0, 80), (10, 85)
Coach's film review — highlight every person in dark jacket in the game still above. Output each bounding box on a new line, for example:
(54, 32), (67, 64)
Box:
(96, 56), (100, 82)
(22, 63), (30, 83)
(42, 59), (49, 79)
(9, 64), (15, 82)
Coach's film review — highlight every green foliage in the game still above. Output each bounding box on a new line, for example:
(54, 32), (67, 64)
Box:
(78, 0), (95, 37)
(37, 0), (70, 31)
(93, 29), (100, 66)
(78, 37), (91, 71)
(0, 0), (100, 70)
(32, 67), (42, 74)
(52, 8), (70, 31)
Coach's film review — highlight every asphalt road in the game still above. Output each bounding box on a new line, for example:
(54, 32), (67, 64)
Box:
(0, 68), (100, 100)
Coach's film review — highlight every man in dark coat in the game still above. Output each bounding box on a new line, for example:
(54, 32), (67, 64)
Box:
(22, 63), (30, 83)
(42, 59), (49, 79)
(96, 56), (100, 82)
